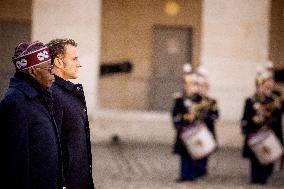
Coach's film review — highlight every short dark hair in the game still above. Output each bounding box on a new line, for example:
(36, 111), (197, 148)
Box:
(46, 38), (77, 64)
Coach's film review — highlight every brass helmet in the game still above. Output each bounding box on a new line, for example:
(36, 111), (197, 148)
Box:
(255, 65), (273, 86)
(196, 65), (208, 85)
(183, 63), (198, 84)
(263, 60), (274, 72)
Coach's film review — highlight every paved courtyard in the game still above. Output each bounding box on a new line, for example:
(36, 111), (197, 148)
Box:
(92, 140), (284, 189)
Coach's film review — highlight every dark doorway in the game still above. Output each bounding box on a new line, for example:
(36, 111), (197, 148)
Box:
(269, 0), (284, 71)
(149, 26), (192, 112)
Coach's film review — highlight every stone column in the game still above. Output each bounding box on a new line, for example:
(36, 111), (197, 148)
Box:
(32, 0), (102, 122)
(201, 0), (271, 121)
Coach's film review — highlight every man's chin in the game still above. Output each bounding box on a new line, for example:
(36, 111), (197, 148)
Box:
(71, 75), (78, 80)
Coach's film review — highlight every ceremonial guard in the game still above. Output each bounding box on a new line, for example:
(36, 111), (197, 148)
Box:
(241, 64), (284, 184)
(171, 63), (219, 182)
(263, 62), (284, 146)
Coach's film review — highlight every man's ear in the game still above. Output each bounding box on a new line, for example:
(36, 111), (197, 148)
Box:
(53, 58), (64, 69)
(26, 67), (37, 79)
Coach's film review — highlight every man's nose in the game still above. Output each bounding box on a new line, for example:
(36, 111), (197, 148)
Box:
(77, 60), (82, 67)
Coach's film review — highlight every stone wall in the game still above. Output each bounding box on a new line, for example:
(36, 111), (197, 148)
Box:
(201, 0), (271, 121)
(0, 0), (31, 98)
(99, 0), (202, 110)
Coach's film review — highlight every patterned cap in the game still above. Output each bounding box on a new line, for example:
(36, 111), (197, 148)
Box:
(12, 41), (51, 71)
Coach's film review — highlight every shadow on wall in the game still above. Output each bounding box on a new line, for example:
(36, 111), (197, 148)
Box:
(100, 61), (133, 77)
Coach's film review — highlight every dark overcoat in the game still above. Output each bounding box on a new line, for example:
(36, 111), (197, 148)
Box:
(0, 72), (63, 189)
(51, 75), (94, 189)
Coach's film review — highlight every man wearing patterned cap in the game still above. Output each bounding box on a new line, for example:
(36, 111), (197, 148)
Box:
(0, 41), (64, 189)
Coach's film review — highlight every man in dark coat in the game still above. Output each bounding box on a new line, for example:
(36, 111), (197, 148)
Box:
(47, 39), (95, 189)
(0, 41), (64, 189)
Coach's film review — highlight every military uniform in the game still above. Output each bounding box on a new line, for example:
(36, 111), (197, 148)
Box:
(241, 94), (277, 184)
(172, 92), (217, 181)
